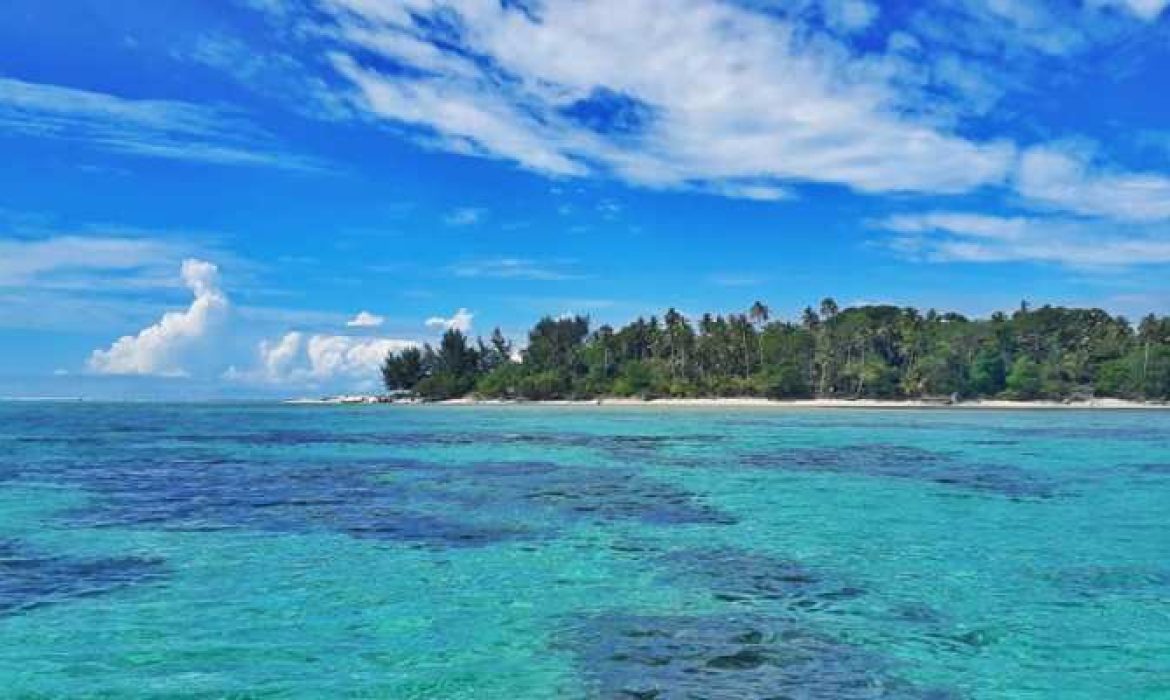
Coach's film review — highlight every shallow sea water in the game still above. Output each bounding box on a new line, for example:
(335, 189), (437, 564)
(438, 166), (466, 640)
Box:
(1, 403), (1168, 699)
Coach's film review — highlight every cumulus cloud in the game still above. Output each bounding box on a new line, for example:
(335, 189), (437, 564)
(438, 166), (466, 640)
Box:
(88, 259), (229, 376)
(320, 0), (1016, 198)
(304, 334), (411, 379)
(1015, 145), (1170, 222)
(258, 330), (304, 379)
(425, 308), (474, 333)
(230, 331), (416, 385)
(346, 310), (385, 327)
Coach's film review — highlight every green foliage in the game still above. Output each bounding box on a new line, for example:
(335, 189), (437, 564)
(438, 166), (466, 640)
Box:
(475, 362), (526, 398)
(413, 372), (473, 400)
(1095, 357), (1137, 397)
(380, 301), (1170, 402)
(515, 370), (571, 400)
(1138, 345), (1170, 398)
(758, 363), (812, 399)
(1006, 357), (1043, 399)
(968, 349), (1006, 396)
(611, 360), (655, 398)
(524, 316), (590, 373)
(381, 346), (424, 391)
(381, 329), (479, 399)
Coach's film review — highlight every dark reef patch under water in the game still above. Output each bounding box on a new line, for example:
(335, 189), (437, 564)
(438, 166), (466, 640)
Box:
(49, 457), (529, 548)
(993, 424), (1169, 443)
(167, 428), (728, 455)
(1134, 463), (1170, 475)
(416, 461), (735, 526)
(1047, 565), (1170, 600)
(4, 450), (733, 548)
(0, 539), (166, 615)
(559, 545), (969, 698)
(738, 444), (1056, 498)
(657, 547), (865, 612)
(568, 613), (961, 700)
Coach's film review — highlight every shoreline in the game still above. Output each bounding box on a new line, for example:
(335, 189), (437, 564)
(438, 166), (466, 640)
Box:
(287, 396), (1170, 410)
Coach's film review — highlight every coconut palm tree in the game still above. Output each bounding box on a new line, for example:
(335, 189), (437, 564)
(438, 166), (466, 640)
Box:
(729, 314), (752, 379)
(749, 301), (770, 368)
(819, 297), (839, 320)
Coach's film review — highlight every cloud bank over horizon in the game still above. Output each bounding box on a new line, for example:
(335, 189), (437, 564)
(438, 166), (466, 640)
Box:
(82, 259), (431, 391)
(226, 331), (417, 389)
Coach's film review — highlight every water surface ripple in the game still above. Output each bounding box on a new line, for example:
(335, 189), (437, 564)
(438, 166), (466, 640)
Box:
(1, 403), (1167, 699)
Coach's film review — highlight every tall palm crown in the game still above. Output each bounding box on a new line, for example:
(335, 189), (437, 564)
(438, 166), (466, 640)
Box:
(749, 301), (771, 327)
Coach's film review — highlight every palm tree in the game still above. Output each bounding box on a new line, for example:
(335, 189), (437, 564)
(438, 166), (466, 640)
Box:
(800, 307), (820, 391)
(815, 299), (839, 396)
(1140, 314), (1158, 389)
(730, 314), (752, 379)
(801, 307), (819, 332)
(819, 297), (839, 320)
(663, 308), (687, 379)
(749, 301), (770, 368)
(854, 327), (871, 397)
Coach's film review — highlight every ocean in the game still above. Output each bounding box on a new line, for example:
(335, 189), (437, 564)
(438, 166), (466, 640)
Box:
(1, 403), (1168, 698)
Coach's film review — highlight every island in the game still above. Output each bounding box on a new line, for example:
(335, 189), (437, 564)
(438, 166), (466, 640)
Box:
(366, 299), (1169, 405)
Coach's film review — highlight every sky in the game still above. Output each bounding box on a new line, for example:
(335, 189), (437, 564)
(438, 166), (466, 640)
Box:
(2, 0), (1170, 398)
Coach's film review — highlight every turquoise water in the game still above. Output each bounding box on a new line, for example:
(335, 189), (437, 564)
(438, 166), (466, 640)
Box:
(1, 404), (1168, 699)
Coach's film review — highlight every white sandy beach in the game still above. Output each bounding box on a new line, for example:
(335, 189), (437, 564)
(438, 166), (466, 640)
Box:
(441, 397), (1167, 409)
(289, 396), (1168, 409)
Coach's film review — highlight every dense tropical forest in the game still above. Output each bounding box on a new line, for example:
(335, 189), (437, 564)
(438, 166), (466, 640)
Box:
(381, 300), (1170, 402)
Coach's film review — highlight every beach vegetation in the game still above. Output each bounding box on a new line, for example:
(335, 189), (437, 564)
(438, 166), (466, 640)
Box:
(381, 303), (1170, 402)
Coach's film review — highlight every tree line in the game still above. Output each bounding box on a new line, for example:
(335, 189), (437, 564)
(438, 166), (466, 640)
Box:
(381, 300), (1170, 401)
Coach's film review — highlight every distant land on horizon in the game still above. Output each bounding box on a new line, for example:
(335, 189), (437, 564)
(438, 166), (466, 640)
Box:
(379, 299), (1170, 404)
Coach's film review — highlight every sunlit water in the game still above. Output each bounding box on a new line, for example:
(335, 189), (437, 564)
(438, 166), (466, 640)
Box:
(1, 403), (1168, 699)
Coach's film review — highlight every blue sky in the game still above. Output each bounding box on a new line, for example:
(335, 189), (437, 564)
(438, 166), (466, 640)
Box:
(2, 0), (1170, 398)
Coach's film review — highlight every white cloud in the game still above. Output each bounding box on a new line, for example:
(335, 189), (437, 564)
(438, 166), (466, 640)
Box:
(820, 0), (880, 33)
(306, 334), (410, 379)
(177, 34), (352, 121)
(0, 76), (318, 170)
(346, 310), (385, 327)
(881, 212), (1029, 240)
(1088, 0), (1169, 20)
(443, 207), (487, 226)
(450, 257), (582, 281)
(908, 1), (1084, 59)
(88, 259), (229, 376)
(1015, 145), (1170, 222)
(0, 236), (183, 288)
(703, 183), (793, 202)
(230, 331), (417, 385)
(319, 0), (1015, 198)
(425, 308), (474, 332)
(877, 211), (1170, 268)
(258, 331), (304, 379)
